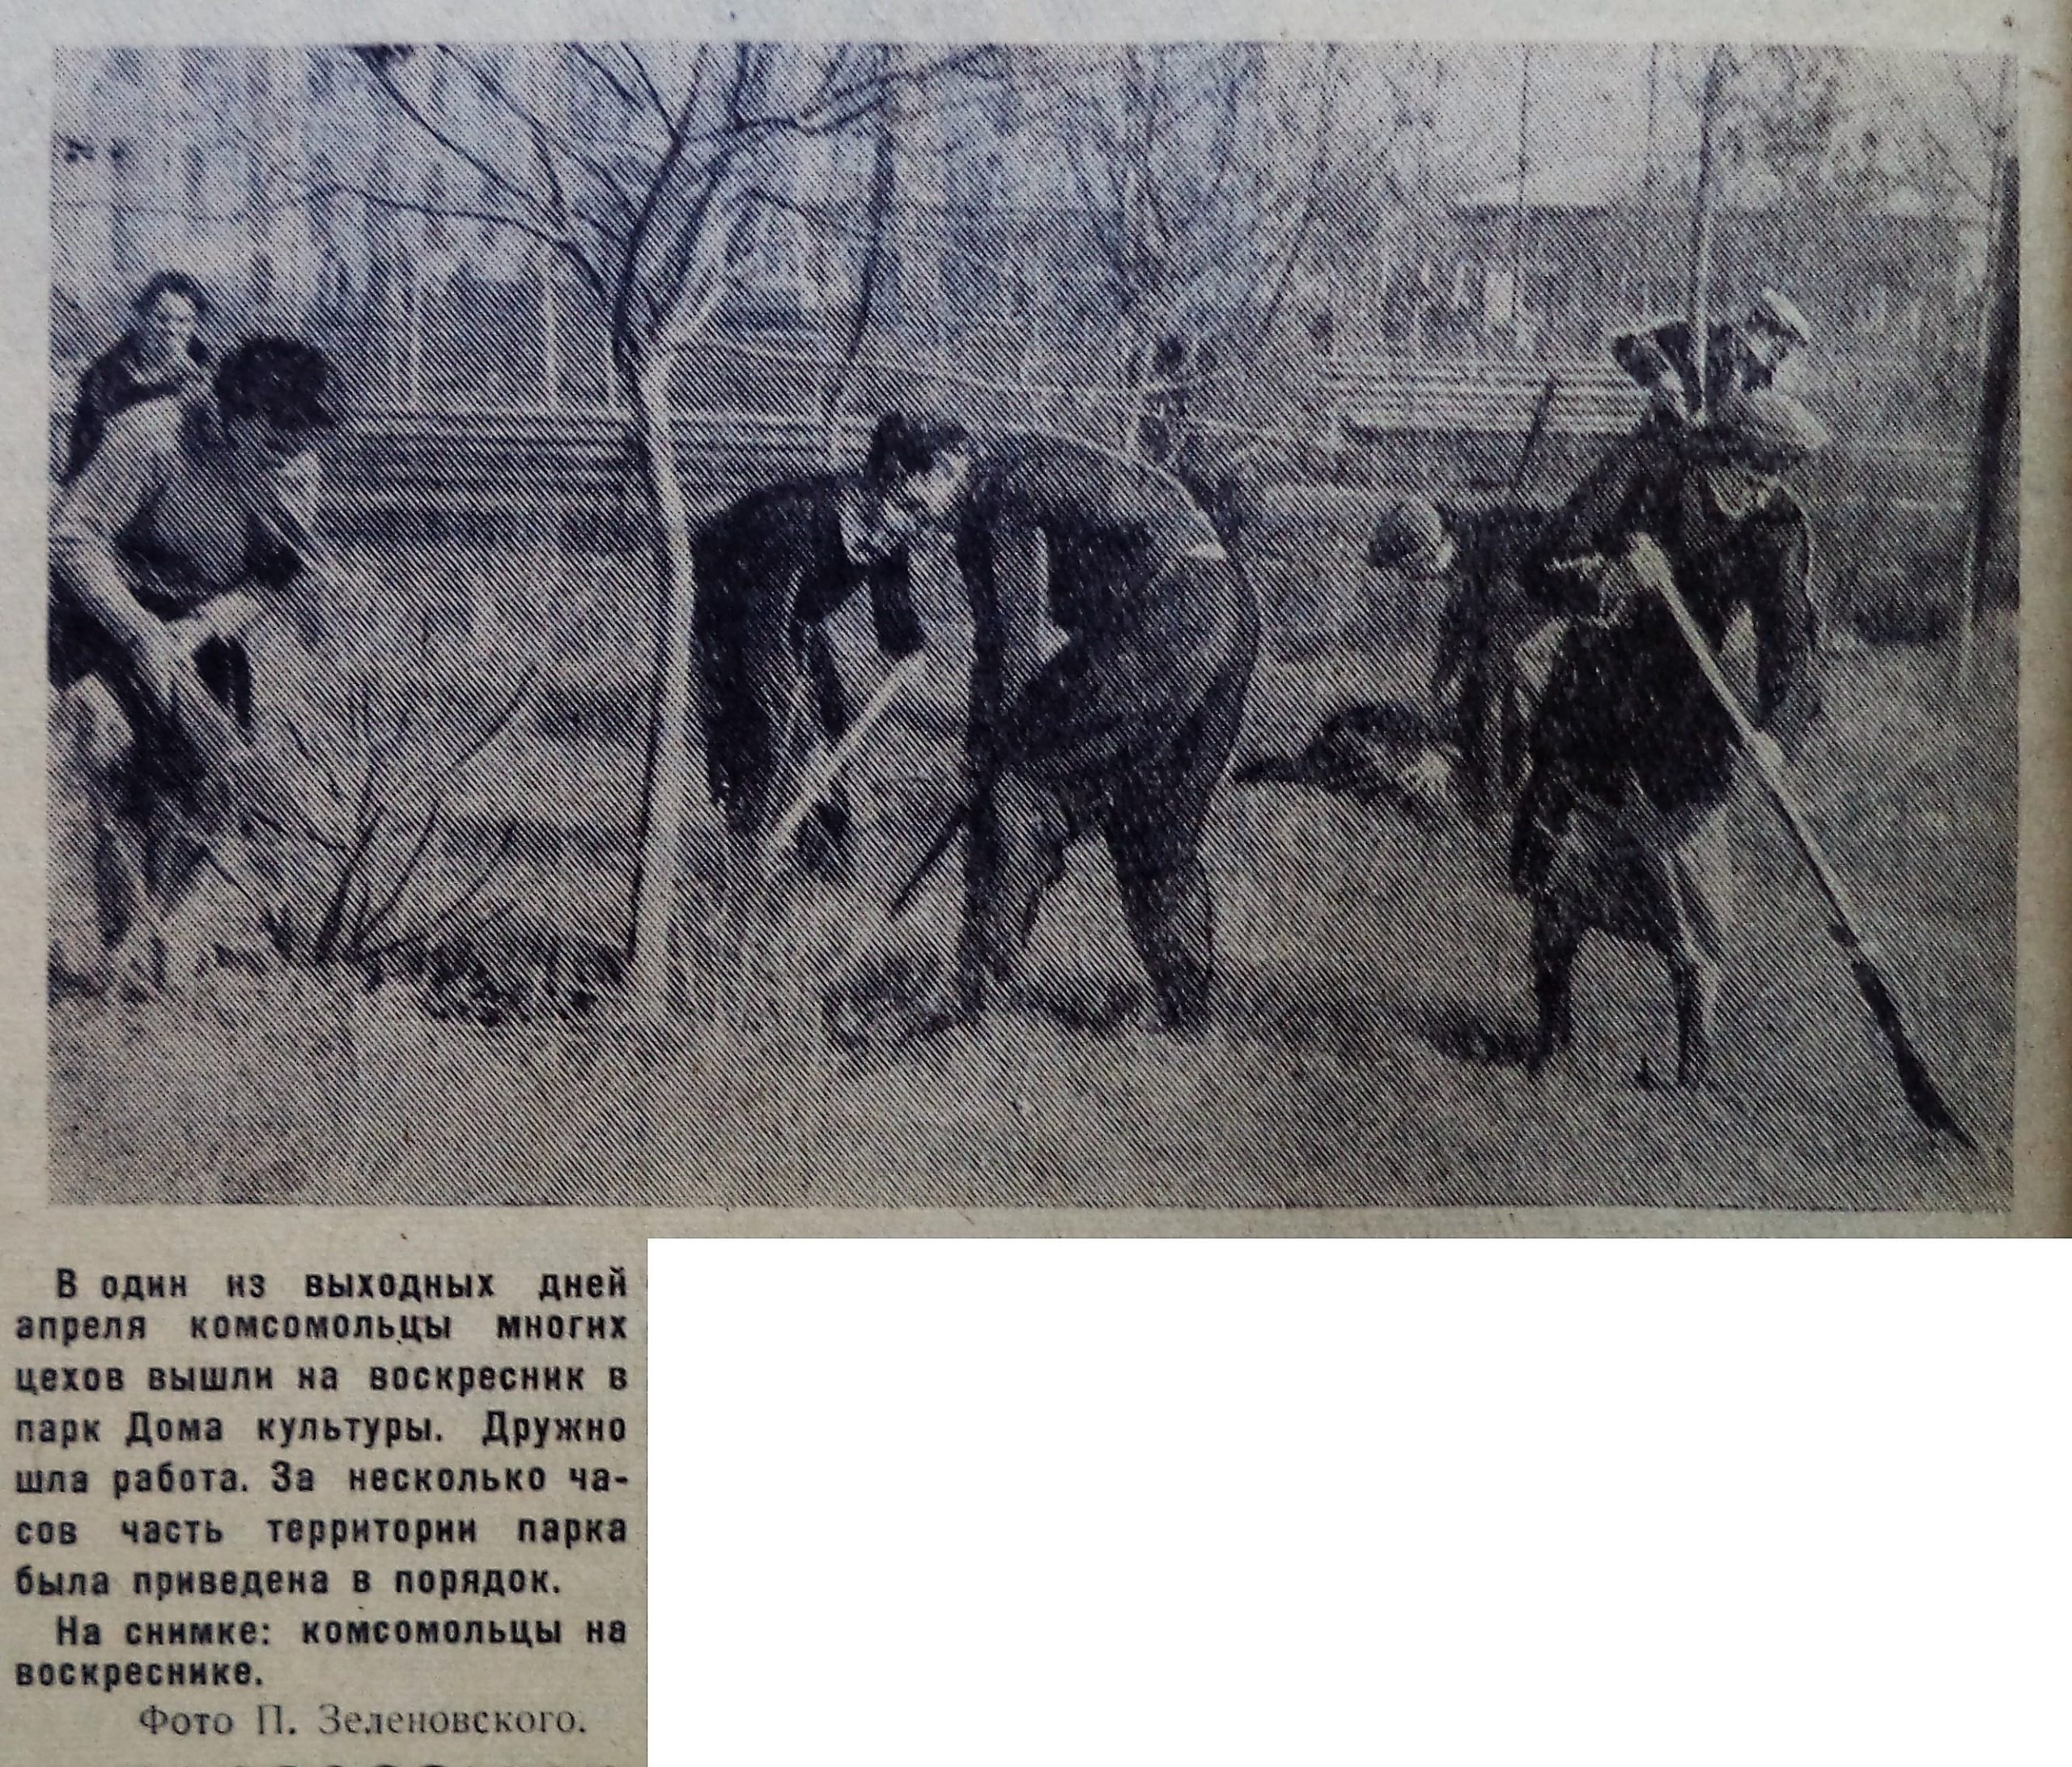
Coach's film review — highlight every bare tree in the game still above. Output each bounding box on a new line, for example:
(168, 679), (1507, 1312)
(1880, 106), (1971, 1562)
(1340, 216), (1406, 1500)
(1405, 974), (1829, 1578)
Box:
(1674, 45), (1867, 414)
(1951, 57), (2016, 691)
(336, 43), (983, 1014)
(1008, 44), (1353, 455)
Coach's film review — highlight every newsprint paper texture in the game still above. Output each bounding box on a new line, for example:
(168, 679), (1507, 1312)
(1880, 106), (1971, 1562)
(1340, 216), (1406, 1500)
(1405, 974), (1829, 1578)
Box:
(1, 0), (2067, 1757)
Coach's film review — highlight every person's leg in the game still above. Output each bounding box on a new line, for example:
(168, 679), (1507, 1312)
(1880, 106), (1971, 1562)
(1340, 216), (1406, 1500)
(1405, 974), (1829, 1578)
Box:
(193, 636), (255, 733)
(1526, 903), (1582, 1076)
(1106, 819), (1216, 1034)
(1665, 805), (1732, 1086)
(953, 766), (1070, 1017)
(793, 624), (856, 876)
(946, 614), (1137, 1022)
(1670, 955), (1722, 1085)
(91, 790), (147, 954)
(696, 615), (797, 842)
(91, 754), (172, 991)
(1098, 573), (1258, 1036)
(49, 614), (142, 963)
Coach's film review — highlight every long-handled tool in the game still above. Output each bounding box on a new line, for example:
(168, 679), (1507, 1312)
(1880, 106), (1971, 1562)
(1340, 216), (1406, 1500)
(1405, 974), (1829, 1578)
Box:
(1643, 542), (1977, 1149)
(1507, 373), (1561, 496)
(885, 799), (967, 920)
(88, 614), (343, 854)
(763, 648), (931, 860)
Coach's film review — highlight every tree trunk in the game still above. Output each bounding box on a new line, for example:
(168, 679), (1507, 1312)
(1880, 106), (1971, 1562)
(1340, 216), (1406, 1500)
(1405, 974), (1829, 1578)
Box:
(621, 346), (702, 1017)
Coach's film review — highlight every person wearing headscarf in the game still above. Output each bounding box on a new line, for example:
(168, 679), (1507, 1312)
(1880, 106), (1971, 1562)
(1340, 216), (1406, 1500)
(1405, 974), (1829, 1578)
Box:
(1508, 387), (1830, 1084)
(62, 270), (215, 482)
(1608, 288), (1815, 427)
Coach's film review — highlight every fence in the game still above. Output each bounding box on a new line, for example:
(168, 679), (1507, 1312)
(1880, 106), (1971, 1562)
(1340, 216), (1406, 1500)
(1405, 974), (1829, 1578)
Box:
(335, 406), (877, 503)
(1319, 354), (1645, 439)
(46, 354), (1982, 629)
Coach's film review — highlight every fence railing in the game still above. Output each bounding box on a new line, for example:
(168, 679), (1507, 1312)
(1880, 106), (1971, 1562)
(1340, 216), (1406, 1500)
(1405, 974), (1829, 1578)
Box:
(328, 406), (880, 510)
(1319, 354), (1646, 438)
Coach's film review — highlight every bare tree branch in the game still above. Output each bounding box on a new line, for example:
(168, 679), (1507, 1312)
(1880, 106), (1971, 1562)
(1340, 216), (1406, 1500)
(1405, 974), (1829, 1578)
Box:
(442, 45), (642, 228)
(358, 50), (561, 236)
(1245, 48), (1345, 350)
(568, 45), (649, 127)
(618, 45), (677, 139)
(351, 663), (541, 950)
(605, 48), (724, 359)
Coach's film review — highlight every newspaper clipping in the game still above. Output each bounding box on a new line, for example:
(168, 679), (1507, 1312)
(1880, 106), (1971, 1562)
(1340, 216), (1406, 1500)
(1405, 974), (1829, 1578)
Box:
(3, 1), (2066, 1761)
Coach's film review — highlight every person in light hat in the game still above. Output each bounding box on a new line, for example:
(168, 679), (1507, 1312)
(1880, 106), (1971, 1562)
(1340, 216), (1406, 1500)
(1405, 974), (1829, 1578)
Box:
(1609, 288), (1816, 426)
(1504, 386), (1828, 1086)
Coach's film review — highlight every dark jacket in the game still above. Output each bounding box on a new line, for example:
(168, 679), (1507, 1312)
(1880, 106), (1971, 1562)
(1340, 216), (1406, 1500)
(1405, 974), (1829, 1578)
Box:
(62, 334), (212, 483)
(690, 473), (924, 659)
(1430, 499), (1555, 815)
(1519, 428), (1819, 817)
(1609, 317), (1772, 419)
(953, 434), (1226, 725)
(1430, 500), (1552, 694)
(688, 474), (927, 842)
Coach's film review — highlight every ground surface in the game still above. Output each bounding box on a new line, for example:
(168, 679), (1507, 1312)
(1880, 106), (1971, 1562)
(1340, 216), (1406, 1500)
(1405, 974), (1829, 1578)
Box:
(48, 536), (2016, 1212)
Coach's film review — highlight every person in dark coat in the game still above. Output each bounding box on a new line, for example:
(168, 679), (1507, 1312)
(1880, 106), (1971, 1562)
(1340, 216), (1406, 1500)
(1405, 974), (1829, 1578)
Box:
(1607, 288), (1814, 427)
(1509, 388), (1828, 1085)
(690, 414), (969, 870)
(50, 335), (341, 987)
(906, 428), (1261, 1038)
(1365, 495), (1558, 822)
(62, 270), (214, 483)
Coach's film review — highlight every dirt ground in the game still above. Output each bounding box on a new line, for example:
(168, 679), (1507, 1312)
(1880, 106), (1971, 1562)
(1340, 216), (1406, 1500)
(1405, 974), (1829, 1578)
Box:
(46, 540), (2017, 1212)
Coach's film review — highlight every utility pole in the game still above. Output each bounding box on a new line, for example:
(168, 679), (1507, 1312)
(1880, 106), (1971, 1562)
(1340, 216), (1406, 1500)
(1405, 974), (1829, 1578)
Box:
(1685, 47), (1734, 424)
(1639, 44), (1661, 314)
(1509, 45), (1534, 347)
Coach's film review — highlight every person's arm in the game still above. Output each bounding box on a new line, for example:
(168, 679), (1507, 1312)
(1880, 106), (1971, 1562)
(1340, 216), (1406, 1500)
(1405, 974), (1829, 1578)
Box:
(956, 516), (1051, 763)
(245, 449), (338, 648)
(1518, 435), (1658, 617)
(983, 523), (1051, 719)
(49, 412), (181, 699)
(60, 356), (115, 483)
(1429, 574), (1476, 702)
(867, 546), (927, 662)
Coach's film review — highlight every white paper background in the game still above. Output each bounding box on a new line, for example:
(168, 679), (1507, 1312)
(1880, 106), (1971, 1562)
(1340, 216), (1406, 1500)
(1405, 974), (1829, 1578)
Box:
(652, 1239), (2070, 1766)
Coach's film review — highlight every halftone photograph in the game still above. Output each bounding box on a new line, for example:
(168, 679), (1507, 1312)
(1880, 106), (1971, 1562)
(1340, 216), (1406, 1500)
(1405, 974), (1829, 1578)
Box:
(45, 41), (2018, 1210)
